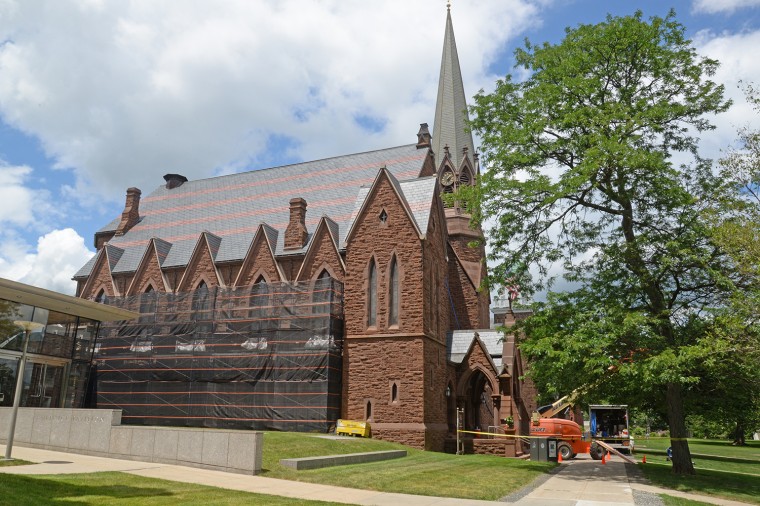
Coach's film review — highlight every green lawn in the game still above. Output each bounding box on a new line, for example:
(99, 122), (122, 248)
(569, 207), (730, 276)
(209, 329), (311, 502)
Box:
(660, 494), (715, 506)
(0, 458), (33, 467)
(258, 432), (554, 500)
(635, 438), (760, 504)
(0, 471), (346, 506)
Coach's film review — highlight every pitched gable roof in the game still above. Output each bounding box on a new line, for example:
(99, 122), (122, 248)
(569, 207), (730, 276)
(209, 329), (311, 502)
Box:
(76, 144), (427, 278)
(343, 170), (439, 246)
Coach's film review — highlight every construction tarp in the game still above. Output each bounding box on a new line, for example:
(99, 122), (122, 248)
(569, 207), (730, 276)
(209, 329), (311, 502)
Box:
(94, 279), (343, 432)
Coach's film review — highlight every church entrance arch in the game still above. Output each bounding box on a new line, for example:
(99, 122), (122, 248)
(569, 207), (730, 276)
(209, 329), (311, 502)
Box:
(463, 369), (495, 433)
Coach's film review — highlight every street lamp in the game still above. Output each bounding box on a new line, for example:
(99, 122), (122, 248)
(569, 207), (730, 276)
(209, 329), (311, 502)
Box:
(3, 320), (44, 461)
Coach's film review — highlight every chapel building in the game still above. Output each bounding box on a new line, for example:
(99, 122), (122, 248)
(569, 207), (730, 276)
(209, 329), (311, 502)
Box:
(73, 7), (537, 455)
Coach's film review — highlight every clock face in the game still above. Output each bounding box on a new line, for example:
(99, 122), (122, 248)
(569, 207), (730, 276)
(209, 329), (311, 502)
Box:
(441, 171), (455, 186)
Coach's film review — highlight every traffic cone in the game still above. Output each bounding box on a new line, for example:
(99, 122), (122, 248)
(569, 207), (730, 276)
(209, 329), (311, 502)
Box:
(558, 452), (563, 463)
(642, 455), (646, 464)
(607, 451), (611, 461)
(601, 454), (606, 464)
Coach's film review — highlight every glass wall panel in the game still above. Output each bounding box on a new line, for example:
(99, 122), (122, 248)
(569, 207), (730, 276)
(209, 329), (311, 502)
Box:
(0, 356), (18, 407)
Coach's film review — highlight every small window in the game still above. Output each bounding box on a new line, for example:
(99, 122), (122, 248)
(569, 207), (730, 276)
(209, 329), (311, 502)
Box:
(94, 289), (106, 303)
(367, 259), (377, 327)
(391, 382), (399, 403)
(366, 400), (373, 421)
(379, 209), (388, 223)
(388, 256), (399, 326)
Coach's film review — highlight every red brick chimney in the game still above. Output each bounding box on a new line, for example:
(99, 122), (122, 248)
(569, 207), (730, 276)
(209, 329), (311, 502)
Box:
(284, 197), (308, 250)
(115, 187), (141, 236)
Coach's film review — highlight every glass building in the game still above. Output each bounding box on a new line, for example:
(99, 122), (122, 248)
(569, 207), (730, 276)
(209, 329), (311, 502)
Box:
(0, 278), (137, 411)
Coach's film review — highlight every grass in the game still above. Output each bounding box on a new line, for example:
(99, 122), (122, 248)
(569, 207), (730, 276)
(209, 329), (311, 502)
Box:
(258, 432), (554, 500)
(660, 494), (715, 506)
(1, 433), (553, 502)
(0, 471), (347, 506)
(0, 459), (33, 467)
(635, 438), (760, 504)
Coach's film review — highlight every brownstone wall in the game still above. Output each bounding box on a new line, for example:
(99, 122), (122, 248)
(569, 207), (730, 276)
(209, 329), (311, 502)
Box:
(422, 196), (449, 340)
(126, 245), (165, 295)
(235, 235), (281, 287)
(344, 173), (424, 336)
(80, 253), (114, 299)
(177, 238), (220, 291)
(297, 224), (345, 282)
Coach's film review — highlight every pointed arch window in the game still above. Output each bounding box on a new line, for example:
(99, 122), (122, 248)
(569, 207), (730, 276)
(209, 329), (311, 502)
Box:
(94, 289), (106, 304)
(388, 256), (399, 326)
(367, 259), (377, 327)
(313, 269), (332, 314)
(459, 169), (472, 186)
(250, 275), (269, 333)
(140, 285), (157, 313)
(192, 280), (213, 336)
(192, 281), (210, 311)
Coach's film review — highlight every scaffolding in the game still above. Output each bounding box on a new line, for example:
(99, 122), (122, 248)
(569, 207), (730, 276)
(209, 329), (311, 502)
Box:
(94, 278), (344, 432)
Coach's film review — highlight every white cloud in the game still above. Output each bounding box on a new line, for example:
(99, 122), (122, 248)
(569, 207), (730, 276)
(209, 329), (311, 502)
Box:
(692, 0), (760, 14)
(0, 0), (538, 203)
(694, 29), (760, 156)
(0, 228), (94, 295)
(0, 163), (36, 226)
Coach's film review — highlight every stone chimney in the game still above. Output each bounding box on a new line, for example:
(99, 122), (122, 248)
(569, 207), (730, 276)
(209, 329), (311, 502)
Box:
(416, 123), (431, 149)
(163, 173), (188, 189)
(284, 197), (308, 250)
(114, 187), (141, 236)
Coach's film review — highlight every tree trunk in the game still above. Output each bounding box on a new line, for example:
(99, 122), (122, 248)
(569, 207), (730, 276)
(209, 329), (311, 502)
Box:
(732, 422), (746, 446)
(666, 382), (695, 475)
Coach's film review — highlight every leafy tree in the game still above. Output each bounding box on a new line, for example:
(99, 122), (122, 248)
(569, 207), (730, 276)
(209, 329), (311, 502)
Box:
(464, 11), (732, 474)
(699, 84), (760, 445)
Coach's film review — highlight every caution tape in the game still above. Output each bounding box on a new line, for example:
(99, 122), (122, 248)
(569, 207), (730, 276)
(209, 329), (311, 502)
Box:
(457, 430), (583, 440)
(457, 429), (690, 442)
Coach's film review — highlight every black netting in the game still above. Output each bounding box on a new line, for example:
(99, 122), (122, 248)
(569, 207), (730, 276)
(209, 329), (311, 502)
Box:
(95, 279), (343, 432)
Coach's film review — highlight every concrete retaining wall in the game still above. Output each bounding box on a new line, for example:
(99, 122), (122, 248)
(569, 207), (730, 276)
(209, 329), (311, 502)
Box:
(280, 449), (407, 470)
(0, 408), (262, 475)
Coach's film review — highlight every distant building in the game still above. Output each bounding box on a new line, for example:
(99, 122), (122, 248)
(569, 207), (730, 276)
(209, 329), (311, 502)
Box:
(73, 7), (536, 454)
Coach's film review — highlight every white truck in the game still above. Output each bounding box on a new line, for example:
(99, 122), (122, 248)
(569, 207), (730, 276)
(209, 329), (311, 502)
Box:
(585, 404), (633, 458)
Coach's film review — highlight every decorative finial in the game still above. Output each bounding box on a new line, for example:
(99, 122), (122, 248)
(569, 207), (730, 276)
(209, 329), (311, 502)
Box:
(447, 0), (451, 11)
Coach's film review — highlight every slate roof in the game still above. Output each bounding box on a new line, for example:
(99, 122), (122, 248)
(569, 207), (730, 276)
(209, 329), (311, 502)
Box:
(75, 144), (428, 277)
(447, 329), (503, 370)
(431, 8), (475, 169)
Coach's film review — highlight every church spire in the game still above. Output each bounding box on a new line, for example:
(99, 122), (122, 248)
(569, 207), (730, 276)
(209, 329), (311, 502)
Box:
(431, 4), (475, 170)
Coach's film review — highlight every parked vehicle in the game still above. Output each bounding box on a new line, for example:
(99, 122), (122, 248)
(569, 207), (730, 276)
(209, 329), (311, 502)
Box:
(529, 396), (632, 460)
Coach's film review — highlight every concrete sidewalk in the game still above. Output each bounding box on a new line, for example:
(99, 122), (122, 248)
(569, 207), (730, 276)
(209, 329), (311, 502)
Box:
(0, 445), (495, 506)
(512, 454), (753, 506)
(1, 446), (755, 506)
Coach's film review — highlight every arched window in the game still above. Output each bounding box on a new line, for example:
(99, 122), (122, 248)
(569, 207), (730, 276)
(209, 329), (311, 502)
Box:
(94, 289), (106, 303)
(366, 400), (373, 421)
(459, 168), (472, 186)
(388, 256), (399, 326)
(313, 270), (332, 314)
(192, 281), (210, 311)
(391, 382), (399, 403)
(250, 275), (268, 333)
(367, 259), (377, 327)
(140, 285), (157, 315)
(192, 280), (212, 336)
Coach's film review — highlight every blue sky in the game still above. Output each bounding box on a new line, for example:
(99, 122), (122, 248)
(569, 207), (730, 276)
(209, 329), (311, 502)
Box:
(1, 0), (758, 294)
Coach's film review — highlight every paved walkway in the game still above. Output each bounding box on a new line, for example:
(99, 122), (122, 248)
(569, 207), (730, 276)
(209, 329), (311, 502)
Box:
(0, 446), (755, 506)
